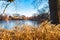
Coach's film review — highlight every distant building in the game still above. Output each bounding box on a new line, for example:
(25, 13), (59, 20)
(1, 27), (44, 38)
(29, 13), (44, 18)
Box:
(13, 14), (20, 17)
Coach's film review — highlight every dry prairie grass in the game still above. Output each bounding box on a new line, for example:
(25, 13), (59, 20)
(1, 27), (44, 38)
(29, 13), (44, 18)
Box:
(0, 21), (60, 40)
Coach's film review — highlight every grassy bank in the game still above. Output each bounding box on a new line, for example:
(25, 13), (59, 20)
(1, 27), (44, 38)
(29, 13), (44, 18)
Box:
(0, 21), (60, 40)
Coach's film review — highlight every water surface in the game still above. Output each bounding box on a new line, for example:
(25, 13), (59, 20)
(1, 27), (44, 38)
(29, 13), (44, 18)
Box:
(0, 20), (40, 29)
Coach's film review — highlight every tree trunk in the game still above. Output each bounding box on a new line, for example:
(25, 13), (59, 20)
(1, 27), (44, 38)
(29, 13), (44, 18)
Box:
(49, 0), (59, 24)
(3, 3), (10, 14)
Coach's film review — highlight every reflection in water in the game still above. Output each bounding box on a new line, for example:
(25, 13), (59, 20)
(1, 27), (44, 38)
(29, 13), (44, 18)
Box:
(3, 21), (9, 29)
(0, 20), (40, 29)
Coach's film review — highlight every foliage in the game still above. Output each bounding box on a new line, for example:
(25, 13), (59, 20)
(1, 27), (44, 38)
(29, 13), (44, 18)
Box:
(29, 13), (50, 22)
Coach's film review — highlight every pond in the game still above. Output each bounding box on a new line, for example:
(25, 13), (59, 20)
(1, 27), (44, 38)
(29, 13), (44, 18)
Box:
(0, 20), (40, 29)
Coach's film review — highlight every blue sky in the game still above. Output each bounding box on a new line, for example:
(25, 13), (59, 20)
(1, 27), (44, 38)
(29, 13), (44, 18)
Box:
(0, 0), (49, 17)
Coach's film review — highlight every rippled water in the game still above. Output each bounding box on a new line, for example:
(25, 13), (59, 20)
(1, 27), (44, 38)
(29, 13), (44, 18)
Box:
(0, 20), (40, 29)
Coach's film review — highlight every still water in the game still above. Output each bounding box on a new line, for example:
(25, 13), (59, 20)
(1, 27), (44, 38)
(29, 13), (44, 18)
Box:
(0, 20), (40, 29)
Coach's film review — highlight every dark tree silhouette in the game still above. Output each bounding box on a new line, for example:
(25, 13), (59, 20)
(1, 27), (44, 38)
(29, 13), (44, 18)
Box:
(49, 0), (59, 24)
(0, 0), (14, 2)
(32, 0), (59, 24)
(7, 0), (14, 2)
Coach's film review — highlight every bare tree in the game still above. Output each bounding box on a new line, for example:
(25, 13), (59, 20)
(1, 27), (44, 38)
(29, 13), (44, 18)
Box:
(0, 0), (14, 2)
(32, 0), (59, 24)
(0, 0), (14, 14)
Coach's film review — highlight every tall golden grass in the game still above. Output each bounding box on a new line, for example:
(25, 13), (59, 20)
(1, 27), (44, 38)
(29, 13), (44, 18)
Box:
(0, 21), (60, 40)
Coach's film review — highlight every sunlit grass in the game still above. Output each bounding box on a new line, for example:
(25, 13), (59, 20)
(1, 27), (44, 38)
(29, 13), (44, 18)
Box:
(0, 21), (60, 40)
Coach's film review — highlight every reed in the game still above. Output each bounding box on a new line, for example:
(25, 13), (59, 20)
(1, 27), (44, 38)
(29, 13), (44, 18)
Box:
(0, 21), (60, 40)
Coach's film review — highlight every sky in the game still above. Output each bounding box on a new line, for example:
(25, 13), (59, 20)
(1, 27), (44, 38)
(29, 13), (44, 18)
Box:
(0, 0), (49, 17)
